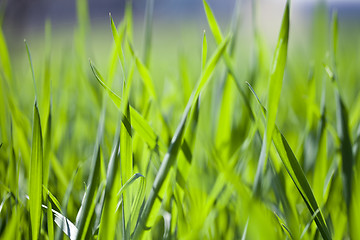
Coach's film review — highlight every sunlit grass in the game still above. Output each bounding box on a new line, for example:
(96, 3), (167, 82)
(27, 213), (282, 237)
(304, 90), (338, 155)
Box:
(0, 0), (360, 239)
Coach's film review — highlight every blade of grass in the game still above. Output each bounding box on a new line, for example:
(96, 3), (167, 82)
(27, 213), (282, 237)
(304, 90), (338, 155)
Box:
(253, 0), (290, 196)
(142, 0), (154, 66)
(42, 204), (78, 240)
(201, 30), (207, 72)
(25, 40), (38, 98)
(247, 83), (332, 240)
(75, 111), (105, 240)
(132, 35), (230, 240)
(47, 200), (55, 240)
(89, 60), (165, 152)
(29, 101), (43, 240)
(120, 74), (133, 239)
(203, 0), (254, 120)
(98, 136), (120, 240)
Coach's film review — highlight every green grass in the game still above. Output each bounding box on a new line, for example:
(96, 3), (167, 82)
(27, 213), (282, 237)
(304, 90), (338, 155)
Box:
(1, 0), (360, 239)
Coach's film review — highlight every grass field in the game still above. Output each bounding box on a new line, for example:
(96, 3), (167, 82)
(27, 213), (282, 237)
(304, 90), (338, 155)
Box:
(0, 0), (360, 239)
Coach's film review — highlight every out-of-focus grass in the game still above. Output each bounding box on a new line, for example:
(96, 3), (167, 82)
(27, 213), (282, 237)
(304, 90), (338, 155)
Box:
(1, 0), (360, 239)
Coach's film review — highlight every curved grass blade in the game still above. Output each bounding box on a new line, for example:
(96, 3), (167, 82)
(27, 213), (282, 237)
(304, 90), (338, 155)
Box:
(132, 34), (230, 240)
(75, 146), (101, 240)
(98, 136), (120, 240)
(75, 111), (104, 240)
(143, 0), (154, 66)
(43, 104), (52, 191)
(89, 60), (166, 152)
(25, 40), (38, 98)
(134, 57), (157, 100)
(253, 0), (290, 196)
(201, 30), (207, 71)
(202, 0), (253, 120)
(47, 200), (55, 240)
(29, 101), (43, 240)
(247, 83), (332, 240)
(120, 69), (134, 238)
(116, 173), (145, 210)
(42, 204), (78, 240)
(109, 13), (126, 75)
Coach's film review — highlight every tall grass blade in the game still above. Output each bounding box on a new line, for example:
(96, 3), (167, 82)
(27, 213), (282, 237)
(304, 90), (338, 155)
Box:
(133, 35), (229, 240)
(202, 0), (253, 120)
(29, 101), (43, 240)
(247, 83), (332, 240)
(47, 201), (55, 240)
(90, 60), (165, 152)
(98, 137), (120, 240)
(253, 0), (290, 196)
(25, 40), (38, 98)
(143, 0), (154, 66)
(201, 30), (207, 72)
(75, 111), (105, 240)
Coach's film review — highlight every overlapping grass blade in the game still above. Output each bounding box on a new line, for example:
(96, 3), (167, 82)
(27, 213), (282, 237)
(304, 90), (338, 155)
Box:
(98, 137), (120, 240)
(0, 27), (12, 81)
(29, 101), (43, 240)
(25, 40), (38, 97)
(89, 61), (165, 152)
(75, 111), (104, 240)
(201, 30), (207, 71)
(253, 0), (289, 196)
(247, 83), (332, 240)
(134, 57), (157, 100)
(202, 0), (253, 119)
(132, 34), (230, 240)
(120, 76), (133, 239)
(143, 0), (154, 66)
(43, 104), (52, 191)
(42, 204), (78, 240)
(47, 201), (55, 240)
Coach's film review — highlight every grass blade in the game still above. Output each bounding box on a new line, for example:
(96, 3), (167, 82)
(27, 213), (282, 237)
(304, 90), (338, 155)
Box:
(25, 40), (37, 98)
(75, 111), (104, 240)
(29, 101), (43, 240)
(98, 137), (120, 240)
(89, 60), (165, 152)
(247, 83), (332, 240)
(133, 34), (229, 240)
(201, 30), (207, 71)
(47, 201), (55, 240)
(253, 0), (290, 196)
(202, 0), (254, 120)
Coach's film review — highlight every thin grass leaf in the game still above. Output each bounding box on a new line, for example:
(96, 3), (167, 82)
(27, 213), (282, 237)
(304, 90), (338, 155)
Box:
(202, 0), (253, 120)
(247, 83), (332, 240)
(203, 0), (223, 44)
(328, 11), (355, 212)
(143, 0), (154, 66)
(98, 138), (120, 240)
(134, 57), (157, 99)
(90, 61), (166, 153)
(75, 111), (104, 240)
(25, 40), (37, 98)
(0, 27), (12, 81)
(42, 204), (78, 240)
(75, 146), (101, 240)
(29, 101), (43, 240)
(201, 30), (207, 71)
(109, 13), (126, 73)
(133, 35), (229, 240)
(120, 68), (133, 239)
(253, 0), (290, 196)
(43, 186), (62, 212)
(47, 200), (55, 240)
(43, 104), (51, 191)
